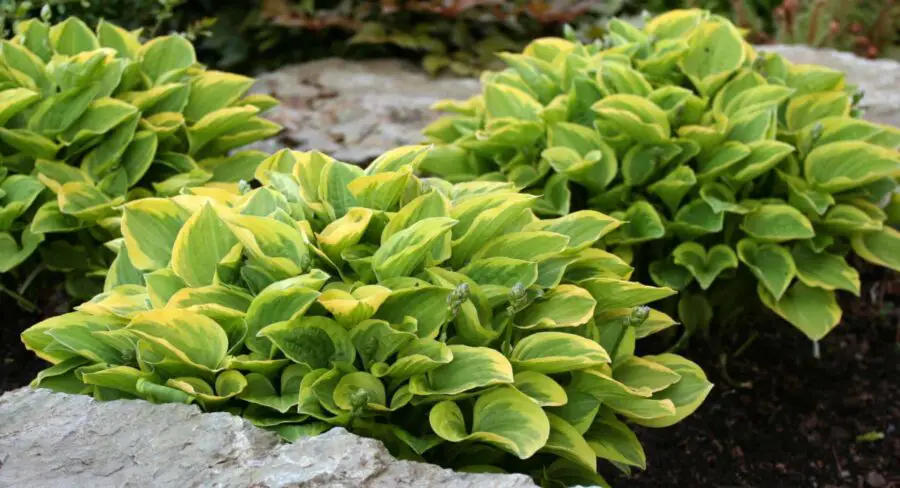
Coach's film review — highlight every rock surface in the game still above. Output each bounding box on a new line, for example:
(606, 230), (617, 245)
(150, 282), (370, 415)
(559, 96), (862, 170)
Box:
(250, 47), (899, 164)
(758, 45), (900, 128)
(0, 388), (540, 488)
(248, 58), (480, 164)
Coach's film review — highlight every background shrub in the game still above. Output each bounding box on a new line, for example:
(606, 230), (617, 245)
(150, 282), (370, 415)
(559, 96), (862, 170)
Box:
(422, 9), (900, 345)
(0, 17), (280, 302)
(22, 147), (711, 486)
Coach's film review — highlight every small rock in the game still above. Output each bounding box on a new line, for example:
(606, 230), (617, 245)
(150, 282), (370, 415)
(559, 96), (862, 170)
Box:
(866, 471), (886, 487)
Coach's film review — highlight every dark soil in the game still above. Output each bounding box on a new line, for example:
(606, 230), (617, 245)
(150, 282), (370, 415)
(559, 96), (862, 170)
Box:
(612, 280), (900, 488)
(0, 286), (68, 393)
(2, 276), (898, 488)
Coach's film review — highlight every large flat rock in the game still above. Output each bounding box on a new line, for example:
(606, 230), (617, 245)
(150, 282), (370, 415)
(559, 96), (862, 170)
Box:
(248, 58), (480, 164)
(249, 47), (899, 164)
(0, 387), (540, 488)
(758, 45), (900, 128)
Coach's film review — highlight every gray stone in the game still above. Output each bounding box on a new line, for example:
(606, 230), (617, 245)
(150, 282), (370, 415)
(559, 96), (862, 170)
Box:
(248, 58), (481, 164)
(757, 45), (900, 128)
(249, 47), (899, 165)
(0, 387), (539, 488)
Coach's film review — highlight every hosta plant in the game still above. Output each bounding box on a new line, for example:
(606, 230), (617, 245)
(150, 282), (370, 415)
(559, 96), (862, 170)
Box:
(0, 17), (280, 298)
(21, 147), (711, 486)
(421, 9), (900, 344)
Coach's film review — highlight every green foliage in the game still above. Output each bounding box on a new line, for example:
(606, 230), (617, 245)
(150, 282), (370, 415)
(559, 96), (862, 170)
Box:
(0, 17), (280, 299)
(22, 147), (711, 485)
(423, 9), (900, 343)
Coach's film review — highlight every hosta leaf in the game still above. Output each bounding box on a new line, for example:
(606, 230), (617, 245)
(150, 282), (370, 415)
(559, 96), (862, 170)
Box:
(370, 338), (453, 380)
(586, 413), (646, 469)
(129, 309), (228, 372)
(592, 94), (670, 144)
(672, 243), (738, 290)
(510, 332), (610, 374)
(373, 217), (457, 281)
(120, 198), (190, 270)
(737, 239), (796, 300)
(758, 281), (841, 340)
(138, 35), (196, 83)
(514, 371), (567, 407)
(785, 91), (850, 132)
(631, 354), (713, 428)
(333, 372), (387, 411)
(570, 369), (675, 420)
(372, 286), (454, 339)
(805, 141), (900, 193)
(171, 204), (238, 287)
(728, 140), (794, 184)
(525, 210), (621, 250)
(542, 413), (597, 472)
(515, 285), (595, 329)
(792, 243), (860, 295)
(245, 280), (321, 356)
(851, 227), (900, 273)
(741, 204), (815, 243)
(605, 201), (665, 245)
(484, 83), (542, 121)
(678, 20), (745, 96)
(410, 344), (512, 396)
(471, 231), (569, 262)
(822, 204), (883, 234)
(647, 165), (696, 213)
(580, 278), (675, 314)
(259, 316), (355, 369)
(429, 386), (550, 459)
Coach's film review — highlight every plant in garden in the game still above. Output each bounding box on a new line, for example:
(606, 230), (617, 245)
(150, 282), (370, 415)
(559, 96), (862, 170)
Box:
(0, 17), (280, 300)
(421, 9), (900, 345)
(21, 147), (711, 486)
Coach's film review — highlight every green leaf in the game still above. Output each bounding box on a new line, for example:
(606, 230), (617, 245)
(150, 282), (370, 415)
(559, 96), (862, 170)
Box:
(593, 94), (670, 144)
(410, 345), (513, 395)
(138, 35), (196, 83)
(580, 278), (675, 314)
(792, 243), (860, 295)
(758, 281), (841, 340)
(515, 285), (596, 329)
(171, 204), (239, 287)
(129, 309), (228, 372)
(542, 413), (597, 472)
(259, 316), (355, 369)
(605, 201), (665, 245)
(514, 371), (567, 407)
(586, 413), (646, 469)
(49, 18), (99, 55)
(851, 227), (900, 273)
(678, 20), (745, 96)
(741, 204), (815, 243)
(429, 386), (550, 459)
(484, 83), (542, 121)
(672, 243), (738, 290)
(805, 142), (900, 193)
(737, 239), (796, 300)
(121, 198), (190, 270)
(373, 217), (457, 281)
(510, 332), (610, 374)
(631, 354), (713, 428)
(372, 286), (454, 339)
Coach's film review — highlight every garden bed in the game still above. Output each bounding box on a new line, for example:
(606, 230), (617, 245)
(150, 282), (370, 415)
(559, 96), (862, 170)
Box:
(4, 277), (898, 487)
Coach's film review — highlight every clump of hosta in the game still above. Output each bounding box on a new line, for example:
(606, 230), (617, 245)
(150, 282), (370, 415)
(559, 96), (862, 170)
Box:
(22, 147), (711, 486)
(422, 9), (900, 343)
(0, 17), (280, 296)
